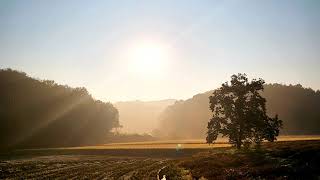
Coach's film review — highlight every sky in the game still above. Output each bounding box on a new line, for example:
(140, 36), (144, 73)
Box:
(1, 0), (320, 102)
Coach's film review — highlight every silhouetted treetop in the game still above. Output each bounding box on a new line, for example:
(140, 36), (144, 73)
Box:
(206, 73), (282, 149)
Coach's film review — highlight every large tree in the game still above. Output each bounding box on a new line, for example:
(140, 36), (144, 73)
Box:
(206, 73), (282, 149)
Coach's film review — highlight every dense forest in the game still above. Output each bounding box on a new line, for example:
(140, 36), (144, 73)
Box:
(156, 84), (320, 139)
(0, 69), (120, 149)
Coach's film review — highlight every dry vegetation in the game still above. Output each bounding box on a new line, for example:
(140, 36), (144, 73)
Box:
(49, 135), (320, 150)
(179, 140), (320, 179)
(1, 136), (320, 179)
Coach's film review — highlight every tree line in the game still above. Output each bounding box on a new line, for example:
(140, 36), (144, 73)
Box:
(0, 69), (120, 149)
(156, 79), (320, 139)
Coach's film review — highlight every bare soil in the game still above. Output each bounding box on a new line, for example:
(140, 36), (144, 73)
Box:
(1, 139), (319, 179)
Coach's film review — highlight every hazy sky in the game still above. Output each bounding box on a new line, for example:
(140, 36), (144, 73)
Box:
(1, 0), (320, 102)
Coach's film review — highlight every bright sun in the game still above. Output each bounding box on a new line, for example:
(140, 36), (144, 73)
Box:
(128, 43), (168, 77)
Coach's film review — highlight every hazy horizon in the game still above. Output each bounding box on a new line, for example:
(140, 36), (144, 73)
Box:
(1, 0), (320, 102)
(1, 1), (320, 178)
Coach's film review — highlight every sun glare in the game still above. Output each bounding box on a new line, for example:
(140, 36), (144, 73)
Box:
(128, 43), (168, 77)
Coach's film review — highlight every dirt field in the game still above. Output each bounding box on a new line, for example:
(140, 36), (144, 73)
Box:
(1, 136), (320, 179)
(179, 140), (320, 179)
(0, 155), (170, 179)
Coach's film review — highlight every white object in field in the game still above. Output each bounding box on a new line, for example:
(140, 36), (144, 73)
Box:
(161, 175), (166, 180)
(176, 143), (182, 151)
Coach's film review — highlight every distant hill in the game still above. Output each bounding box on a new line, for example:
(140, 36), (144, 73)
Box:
(115, 99), (176, 134)
(0, 69), (120, 149)
(156, 84), (320, 139)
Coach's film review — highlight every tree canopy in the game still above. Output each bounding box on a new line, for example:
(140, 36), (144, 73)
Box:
(0, 69), (120, 149)
(206, 73), (282, 148)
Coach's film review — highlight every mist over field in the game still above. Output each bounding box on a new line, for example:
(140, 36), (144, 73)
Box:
(114, 99), (175, 134)
(114, 83), (320, 139)
(1, 69), (319, 150)
(154, 84), (320, 139)
(1, 1), (320, 179)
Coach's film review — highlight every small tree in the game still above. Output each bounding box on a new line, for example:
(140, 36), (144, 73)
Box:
(206, 73), (282, 149)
